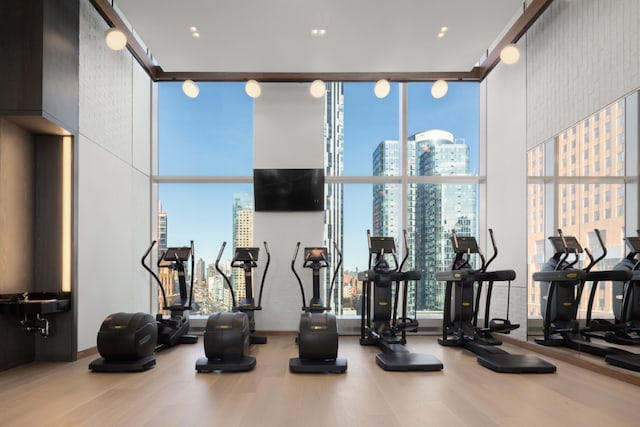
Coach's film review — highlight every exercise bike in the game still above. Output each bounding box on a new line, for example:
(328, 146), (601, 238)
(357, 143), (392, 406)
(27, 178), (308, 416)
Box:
(359, 230), (443, 371)
(89, 240), (198, 372)
(196, 241), (270, 373)
(436, 229), (556, 373)
(289, 243), (347, 373)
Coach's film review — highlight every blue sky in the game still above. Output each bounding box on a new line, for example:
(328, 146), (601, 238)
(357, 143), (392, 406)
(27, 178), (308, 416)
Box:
(157, 82), (479, 268)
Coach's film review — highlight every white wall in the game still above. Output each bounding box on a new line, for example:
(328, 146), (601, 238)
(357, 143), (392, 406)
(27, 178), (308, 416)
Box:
(253, 83), (325, 331)
(76, 0), (152, 351)
(483, 37), (528, 340)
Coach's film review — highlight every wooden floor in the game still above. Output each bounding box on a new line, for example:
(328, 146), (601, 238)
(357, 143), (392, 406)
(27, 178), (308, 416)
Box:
(1, 335), (638, 427)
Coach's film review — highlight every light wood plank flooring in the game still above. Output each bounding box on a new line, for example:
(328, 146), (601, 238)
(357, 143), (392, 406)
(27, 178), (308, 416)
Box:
(0, 335), (638, 427)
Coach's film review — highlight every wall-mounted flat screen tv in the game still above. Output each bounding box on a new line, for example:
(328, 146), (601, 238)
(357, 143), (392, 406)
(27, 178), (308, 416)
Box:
(253, 168), (325, 212)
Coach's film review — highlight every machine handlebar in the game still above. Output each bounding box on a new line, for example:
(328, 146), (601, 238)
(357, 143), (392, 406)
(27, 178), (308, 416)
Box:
(291, 242), (307, 309)
(215, 242), (236, 308)
(141, 240), (168, 309)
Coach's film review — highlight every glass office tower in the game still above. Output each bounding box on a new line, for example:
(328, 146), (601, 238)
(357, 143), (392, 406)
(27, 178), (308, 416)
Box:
(324, 83), (345, 313)
(412, 130), (477, 311)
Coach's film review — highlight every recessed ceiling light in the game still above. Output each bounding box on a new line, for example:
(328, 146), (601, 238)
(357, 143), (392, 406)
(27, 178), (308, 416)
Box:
(190, 26), (198, 32)
(437, 32), (446, 39)
(192, 32), (200, 39)
(440, 26), (448, 32)
(311, 28), (327, 37)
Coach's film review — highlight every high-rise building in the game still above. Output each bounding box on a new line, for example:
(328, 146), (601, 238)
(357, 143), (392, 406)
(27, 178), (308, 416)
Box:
(158, 200), (168, 252)
(412, 130), (477, 311)
(324, 82), (345, 313)
(371, 138), (418, 312)
(195, 257), (205, 284)
(372, 140), (400, 240)
(156, 200), (175, 304)
(232, 193), (254, 303)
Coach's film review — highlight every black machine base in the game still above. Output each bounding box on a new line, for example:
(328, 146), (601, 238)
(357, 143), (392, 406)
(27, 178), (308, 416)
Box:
(250, 335), (267, 345)
(375, 352), (443, 372)
(605, 354), (640, 372)
(476, 354), (556, 373)
(289, 357), (348, 374)
(88, 356), (156, 373)
(534, 336), (567, 347)
(195, 356), (256, 373)
(156, 333), (199, 352)
(442, 336), (556, 374)
(180, 334), (199, 344)
(603, 331), (640, 346)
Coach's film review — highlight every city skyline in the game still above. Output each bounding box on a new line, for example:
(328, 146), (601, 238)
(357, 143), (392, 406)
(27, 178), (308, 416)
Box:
(160, 90), (628, 317)
(158, 82), (479, 271)
(160, 129), (478, 315)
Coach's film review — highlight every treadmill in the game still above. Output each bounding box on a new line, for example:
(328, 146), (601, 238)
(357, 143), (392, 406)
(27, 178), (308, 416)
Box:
(436, 229), (556, 373)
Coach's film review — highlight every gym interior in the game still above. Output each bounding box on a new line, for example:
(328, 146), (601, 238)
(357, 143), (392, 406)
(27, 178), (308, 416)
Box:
(1, 0), (639, 425)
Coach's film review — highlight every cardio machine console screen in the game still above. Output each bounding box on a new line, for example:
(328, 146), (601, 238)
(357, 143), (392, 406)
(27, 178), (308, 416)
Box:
(625, 236), (640, 253)
(305, 247), (327, 261)
(162, 247), (191, 262)
(451, 236), (478, 253)
(369, 237), (396, 255)
(548, 236), (582, 253)
(234, 247), (259, 261)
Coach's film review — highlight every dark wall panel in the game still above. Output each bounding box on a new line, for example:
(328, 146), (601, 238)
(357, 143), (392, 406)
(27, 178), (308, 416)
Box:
(0, 1), (44, 114)
(42, 0), (79, 134)
(0, 0), (79, 134)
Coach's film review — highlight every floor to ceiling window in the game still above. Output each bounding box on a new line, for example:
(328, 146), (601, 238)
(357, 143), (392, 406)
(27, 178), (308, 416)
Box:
(156, 81), (482, 317)
(157, 82), (253, 315)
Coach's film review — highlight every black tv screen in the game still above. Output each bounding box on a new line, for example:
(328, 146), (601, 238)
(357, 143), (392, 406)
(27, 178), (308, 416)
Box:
(253, 168), (325, 212)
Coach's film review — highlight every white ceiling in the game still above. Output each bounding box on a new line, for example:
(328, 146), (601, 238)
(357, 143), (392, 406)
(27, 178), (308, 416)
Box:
(113, 0), (525, 74)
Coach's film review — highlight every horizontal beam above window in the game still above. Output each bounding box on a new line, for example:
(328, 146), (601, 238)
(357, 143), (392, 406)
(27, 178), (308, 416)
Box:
(153, 175), (486, 185)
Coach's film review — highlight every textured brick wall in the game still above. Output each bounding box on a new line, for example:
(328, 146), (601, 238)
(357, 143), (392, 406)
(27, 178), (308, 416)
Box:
(79, 1), (133, 159)
(526, 0), (640, 148)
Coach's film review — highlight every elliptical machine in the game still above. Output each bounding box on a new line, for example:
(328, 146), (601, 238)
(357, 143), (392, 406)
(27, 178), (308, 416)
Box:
(196, 241), (270, 373)
(584, 234), (640, 345)
(533, 229), (640, 371)
(226, 242), (270, 344)
(289, 243), (347, 373)
(359, 230), (443, 371)
(146, 242), (199, 349)
(436, 229), (555, 373)
(89, 240), (198, 372)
